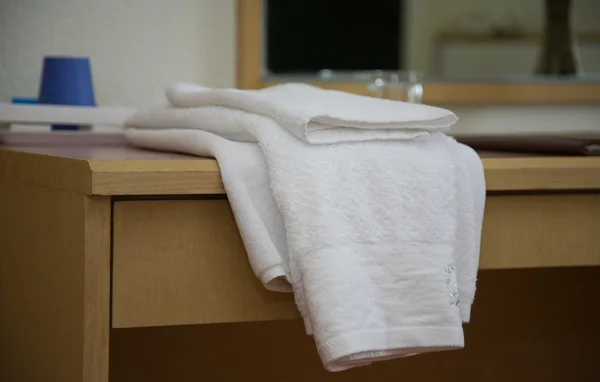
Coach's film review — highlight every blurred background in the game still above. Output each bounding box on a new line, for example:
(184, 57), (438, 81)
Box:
(264, 0), (600, 80)
(1, 0), (599, 135)
(0, 0), (236, 106)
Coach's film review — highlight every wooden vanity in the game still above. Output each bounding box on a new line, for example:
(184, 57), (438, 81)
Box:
(1, 144), (599, 382)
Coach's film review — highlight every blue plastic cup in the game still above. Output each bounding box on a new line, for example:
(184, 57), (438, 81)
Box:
(38, 56), (96, 130)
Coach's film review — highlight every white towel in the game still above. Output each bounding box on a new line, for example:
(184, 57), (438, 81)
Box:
(164, 83), (457, 144)
(125, 104), (256, 143)
(450, 144), (486, 323)
(125, 124), (292, 293)
(125, 86), (485, 371)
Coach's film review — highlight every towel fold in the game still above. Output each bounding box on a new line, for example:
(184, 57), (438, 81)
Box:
(164, 83), (457, 144)
(127, 105), (256, 142)
(125, 84), (485, 372)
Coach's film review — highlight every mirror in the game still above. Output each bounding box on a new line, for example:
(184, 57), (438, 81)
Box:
(264, 0), (600, 82)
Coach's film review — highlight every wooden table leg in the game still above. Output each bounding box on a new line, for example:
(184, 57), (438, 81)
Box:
(0, 182), (111, 382)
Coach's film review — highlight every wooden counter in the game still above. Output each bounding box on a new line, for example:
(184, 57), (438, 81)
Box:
(2, 145), (600, 195)
(1, 144), (599, 382)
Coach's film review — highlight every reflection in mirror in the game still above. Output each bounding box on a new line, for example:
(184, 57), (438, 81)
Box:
(265, 0), (600, 82)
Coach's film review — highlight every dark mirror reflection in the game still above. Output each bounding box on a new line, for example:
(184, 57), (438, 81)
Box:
(265, 0), (600, 82)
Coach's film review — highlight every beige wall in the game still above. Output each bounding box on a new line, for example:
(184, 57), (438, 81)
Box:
(0, 0), (236, 107)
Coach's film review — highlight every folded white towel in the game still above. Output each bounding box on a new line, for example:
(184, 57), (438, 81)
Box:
(164, 83), (457, 144)
(126, 108), (485, 321)
(127, 105), (256, 143)
(125, 86), (485, 371)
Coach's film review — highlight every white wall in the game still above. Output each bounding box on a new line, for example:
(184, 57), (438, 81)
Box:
(0, 0), (236, 107)
(1, 0), (599, 135)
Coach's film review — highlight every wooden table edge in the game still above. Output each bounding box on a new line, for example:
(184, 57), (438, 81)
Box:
(2, 146), (600, 195)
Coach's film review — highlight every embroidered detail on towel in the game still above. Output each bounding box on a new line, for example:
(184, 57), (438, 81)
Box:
(445, 265), (460, 307)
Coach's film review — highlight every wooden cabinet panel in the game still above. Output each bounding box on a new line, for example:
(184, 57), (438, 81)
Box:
(112, 199), (297, 328)
(112, 194), (600, 328)
(110, 268), (600, 382)
(480, 193), (600, 269)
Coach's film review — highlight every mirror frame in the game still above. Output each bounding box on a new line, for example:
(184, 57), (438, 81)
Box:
(237, 0), (600, 105)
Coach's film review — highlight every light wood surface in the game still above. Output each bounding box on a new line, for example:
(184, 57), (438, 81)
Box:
(2, 145), (600, 195)
(0, 145), (224, 195)
(1, 141), (600, 380)
(236, 0), (600, 105)
(112, 199), (298, 328)
(0, 182), (111, 382)
(110, 267), (600, 382)
(111, 195), (600, 328)
(480, 194), (600, 268)
(237, 0), (263, 90)
(482, 155), (600, 191)
(83, 196), (111, 382)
